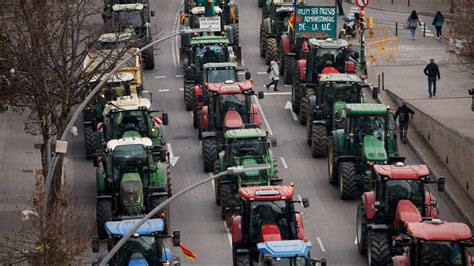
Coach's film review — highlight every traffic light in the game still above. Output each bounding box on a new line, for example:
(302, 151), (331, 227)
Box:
(358, 10), (366, 27)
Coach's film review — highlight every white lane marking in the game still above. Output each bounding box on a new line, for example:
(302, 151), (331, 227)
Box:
(284, 84), (291, 87)
(155, 76), (166, 79)
(266, 92), (291, 95)
(317, 237), (326, 253)
(167, 143), (174, 158)
(426, 33), (435, 37)
(175, 74), (183, 78)
(238, 72), (245, 75)
(280, 157), (288, 169)
(242, 58), (245, 67)
(252, 95), (273, 136)
(257, 72), (267, 75)
(224, 221), (233, 247)
(158, 89), (170, 92)
(355, 236), (357, 244)
(166, 143), (180, 167)
(179, 88), (184, 91)
(284, 101), (298, 121)
(210, 173), (215, 191)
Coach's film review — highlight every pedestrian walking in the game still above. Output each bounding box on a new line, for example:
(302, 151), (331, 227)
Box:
(432, 11), (445, 39)
(424, 59), (441, 98)
(336, 0), (344, 16)
(406, 10), (422, 40)
(394, 102), (415, 144)
(266, 59), (280, 91)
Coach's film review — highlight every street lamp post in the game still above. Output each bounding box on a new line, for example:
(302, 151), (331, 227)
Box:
(99, 164), (270, 266)
(43, 28), (208, 200)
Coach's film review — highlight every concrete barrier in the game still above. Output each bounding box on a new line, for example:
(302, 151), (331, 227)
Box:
(386, 89), (474, 201)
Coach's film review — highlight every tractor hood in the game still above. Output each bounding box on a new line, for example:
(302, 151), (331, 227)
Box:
(120, 173), (144, 213)
(333, 100), (347, 118)
(362, 135), (387, 161)
(224, 110), (244, 129)
(241, 157), (260, 177)
(257, 240), (312, 258)
(122, 130), (141, 139)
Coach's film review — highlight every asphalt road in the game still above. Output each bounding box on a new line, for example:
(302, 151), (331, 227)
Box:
(0, 0), (465, 265)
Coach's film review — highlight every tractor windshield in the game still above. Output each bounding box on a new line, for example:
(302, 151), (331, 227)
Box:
(350, 115), (386, 143)
(196, 45), (226, 66)
(218, 93), (251, 122)
(314, 47), (347, 72)
(275, 10), (292, 35)
(114, 236), (161, 265)
(230, 138), (267, 157)
(384, 180), (424, 219)
(249, 200), (290, 243)
(321, 83), (360, 113)
(207, 68), (237, 83)
(115, 11), (143, 28)
(109, 110), (149, 139)
(418, 241), (462, 265)
(112, 144), (148, 177)
(100, 81), (131, 101)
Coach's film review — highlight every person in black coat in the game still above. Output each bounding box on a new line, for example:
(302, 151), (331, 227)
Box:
(432, 11), (445, 39)
(424, 59), (441, 98)
(394, 102), (415, 144)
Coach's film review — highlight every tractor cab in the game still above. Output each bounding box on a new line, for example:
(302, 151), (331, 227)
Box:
(230, 185), (310, 264)
(256, 240), (326, 266)
(392, 220), (474, 266)
(203, 62), (239, 84)
(266, 3), (294, 36)
(93, 218), (180, 266)
(102, 0), (154, 23)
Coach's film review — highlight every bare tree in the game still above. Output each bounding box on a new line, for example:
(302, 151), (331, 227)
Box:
(447, 0), (474, 68)
(0, 173), (93, 264)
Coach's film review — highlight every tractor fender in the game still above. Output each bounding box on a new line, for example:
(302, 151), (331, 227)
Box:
(250, 103), (262, 126)
(201, 131), (216, 138)
(96, 166), (106, 194)
(362, 191), (376, 220)
(268, 150), (276, 177)
(297, 59), (307, 81)
(263, 17), (272, 36)
(308, 94), (317, 110)
(336, 155), (356, 164)
(281, 35), (291, 55)
(295, 213), (305, 240)
(425, 192), (439, 218)
(367, 224), (388, 231)
(97, 195), (112, 201)
(313, 120), (327, 126)
(201, 106), (209, 129)
(162, 248), (173, 264)
(392, 255), (409, 266)
(194, 85), (203, 106)
(230, 215), (243, 244)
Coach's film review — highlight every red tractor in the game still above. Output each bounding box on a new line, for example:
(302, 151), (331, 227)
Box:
(229, 185), (310, 265)
(198, 79), (264, 172)
(356, 163), (446, 265)
(391, 220), (474, 266)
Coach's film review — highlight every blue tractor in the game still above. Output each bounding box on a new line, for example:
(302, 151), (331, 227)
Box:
(93, 218), (181, 266)
(254, 240), (326, 265)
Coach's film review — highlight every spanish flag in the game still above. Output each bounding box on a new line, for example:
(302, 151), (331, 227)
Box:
(179, 242), (197, 261)
(289, 12), (295, 31)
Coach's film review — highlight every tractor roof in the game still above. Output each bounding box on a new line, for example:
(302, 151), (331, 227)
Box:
(319, 73), (363, 83)
(345, 103), (388, 115)
(190, 6), (222, 14)
(106, 96), (151, 111)
(112, 3), (144, 12)
(408, 220), (472, 242)
(275, 6), (294, 13)
(257, 240), (312, 258)
(239, 185), (294, 202)
(203, 62), (238, 70)
(90, 72), (135, 83)
(107, 137), (152, 150)
(106, 218), (164, 237)
(190, 35), (229, 45)
(98, 32), (133, 43)
(225, 128), (267, 139)
(374, 163), (430, 180)
(84, 48), (140, 73)
(272, 0), (293, 5)
(309, 38), (348, 49)
(207, 81), (252, 94)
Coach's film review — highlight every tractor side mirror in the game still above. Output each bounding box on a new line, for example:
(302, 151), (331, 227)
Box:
(372, 86), (379, 100)
(302, 197), (310, 208)
(160, 150), (167, 163)
(269, 136), (277, 147)
(258, 91), (264, 99)
(162, 112), (169, 126)
(92, 236), (100, 253)
(437, 177), (446, 192)
(353, 51), (360, 60)
(151, 10), (155, 17)
(172, 231), (181, 247)
(245, 71), (252, 80)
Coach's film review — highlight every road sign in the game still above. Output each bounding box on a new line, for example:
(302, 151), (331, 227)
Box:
(295, 6), (337, 39)
(356, 0), (369, 8)
(199, 16), (221, 31)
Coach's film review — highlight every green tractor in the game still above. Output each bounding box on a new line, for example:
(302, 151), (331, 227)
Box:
(305, 73), (367, 158)
(214, 128), (280, 220)
(95, 137), (171, 240)
(327, 103), (400, 200)
(102, 1), (155, 23)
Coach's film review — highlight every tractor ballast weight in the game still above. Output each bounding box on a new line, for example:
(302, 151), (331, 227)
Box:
(356, 163), (446, 265)
(95, 137), (171, 239)
(92, 218), (181, 265)
(214, 128), (280, 220)
(229, 185), (310, 265)
(327, 103), (400, 200)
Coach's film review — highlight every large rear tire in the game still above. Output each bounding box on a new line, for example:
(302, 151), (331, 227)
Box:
(184, 83), (194, 111)
(84, 126), (98, 160)
(220, 183), (233, 221)
(231, 24), (239, 45)
(202, 137), (217, 172)
(259, 24), (266, 57)
(339, 161), (358, 200)
(368, 231), (391, 266)
(283, 55), (293, 85)
(214, 161), (221, 206)
(143, 49), (155, 70)
(299, 95), (309, 125)
(96, 198), (112, 240)
(312, 124), (328, 158)
(265, 38), (278, 65)
(292, 62), (301, 113)
(357, 201), (369, 255)
(328, 141), (338, 186)
(149, 196), (169, 234)
(235, 253), (250, 266)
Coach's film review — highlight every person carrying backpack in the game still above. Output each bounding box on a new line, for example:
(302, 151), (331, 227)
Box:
(394, 102), (415, 144)
(432, 11), (445, 39)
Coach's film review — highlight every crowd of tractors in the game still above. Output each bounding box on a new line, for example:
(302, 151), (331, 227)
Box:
(82, 0), (474, 265)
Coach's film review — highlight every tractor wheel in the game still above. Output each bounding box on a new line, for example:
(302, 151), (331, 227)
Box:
(299, 95), (309, 125)
(292, 63), (301, 113)
(202, 137), (217, 172)
(339, 162), (358, 200)
(231, 24), (239, 45)
(265, 38), (278, 65)
(220, 183), (233, 221)
(183, 83), (194, 111)
(149, 195), (169, 234)
(258, 0), (265, 7)
(357, 201), (369, 255)
(312, 124), (328, 158)
(143, 49), (155, 70)
(235, 253), (250, 266)
(96, 198), (112, 240)
(368, 231), (390, 266)
(166, 161), (172, 197)
(283, 55), (293, 85)
(259, 24), (266, 57)
(214, 161), (221, 206)
(84, 126), (98, 160)
(306, 116), (313, 146)
(328, 142), (338, 186)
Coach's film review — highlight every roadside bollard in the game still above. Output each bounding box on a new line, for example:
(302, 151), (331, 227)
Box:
(423, 23), (426, 37)
(382, 72), (385, 90)
(469, 88), (474, 112)
(378, 74), (381, 90)
(395, 22), (398, 36)
(372, 86), (379, 99)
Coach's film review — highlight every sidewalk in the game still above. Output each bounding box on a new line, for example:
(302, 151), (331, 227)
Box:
(344, 0), (452, 17)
